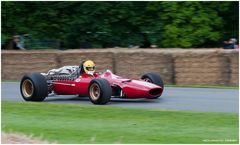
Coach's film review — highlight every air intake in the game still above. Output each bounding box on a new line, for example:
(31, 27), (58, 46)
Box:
(149, 88), (162, 96)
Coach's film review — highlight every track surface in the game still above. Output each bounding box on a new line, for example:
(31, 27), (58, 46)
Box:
(1, 82), (239, 113)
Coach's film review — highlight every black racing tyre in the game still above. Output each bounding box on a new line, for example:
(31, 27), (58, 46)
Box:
(141, 73), (164, 89)
(20, 73), (48, 101)
(88, 78), (112, 105)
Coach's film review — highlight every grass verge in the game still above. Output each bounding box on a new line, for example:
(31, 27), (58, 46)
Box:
(2, 101), (239, 144)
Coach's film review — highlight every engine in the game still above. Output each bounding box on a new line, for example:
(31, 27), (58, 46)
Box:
(41, 66), (80, 81)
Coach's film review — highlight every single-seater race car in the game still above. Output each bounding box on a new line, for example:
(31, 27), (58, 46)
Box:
(20, 60), (164, 105)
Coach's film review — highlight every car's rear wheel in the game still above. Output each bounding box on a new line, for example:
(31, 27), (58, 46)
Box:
(20, 73), (48, 101)
(88, 78), (112, 105)
(141, 73), (164, 99)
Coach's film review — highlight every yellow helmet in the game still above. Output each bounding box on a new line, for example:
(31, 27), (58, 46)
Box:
(83, 60), (96, 75)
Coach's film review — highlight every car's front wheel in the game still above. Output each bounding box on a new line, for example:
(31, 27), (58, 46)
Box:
(88, 78), (112, 105)
(141, 73), (164, 89)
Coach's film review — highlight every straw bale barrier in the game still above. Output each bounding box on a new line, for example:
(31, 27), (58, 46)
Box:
(1, 49), (238, 86)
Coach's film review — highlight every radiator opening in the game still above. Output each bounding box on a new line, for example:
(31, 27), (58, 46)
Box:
(149, 88), (162, 96)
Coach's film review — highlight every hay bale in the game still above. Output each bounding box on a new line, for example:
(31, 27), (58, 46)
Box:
(174, 50), (230, 85)
(2, 51), (57, 80)
(58, 51), (114, 73)
(114, 51), (174, 84)
(1, 49), (237, 86)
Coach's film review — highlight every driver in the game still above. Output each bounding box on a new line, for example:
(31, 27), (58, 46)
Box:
(80, 60), (96, 75)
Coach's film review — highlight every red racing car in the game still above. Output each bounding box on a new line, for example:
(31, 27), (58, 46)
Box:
(20, 60), (164, 105)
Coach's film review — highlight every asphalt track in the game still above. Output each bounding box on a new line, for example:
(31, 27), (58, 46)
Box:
(1, 82), (239, 113)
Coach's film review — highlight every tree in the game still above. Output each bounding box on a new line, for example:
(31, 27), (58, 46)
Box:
(1, 1), (239, 48)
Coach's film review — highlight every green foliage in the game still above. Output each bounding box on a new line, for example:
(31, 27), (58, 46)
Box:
(2, 101), (239, 143)
(1, 1), (239, 48)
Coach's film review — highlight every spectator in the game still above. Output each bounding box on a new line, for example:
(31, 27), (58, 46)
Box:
(140, 33), (151, 48)
(13, 35), (25, 50)
(230, 38), (239, 49)
(223, 38), (238, 49)
(3, 35), (26, 50)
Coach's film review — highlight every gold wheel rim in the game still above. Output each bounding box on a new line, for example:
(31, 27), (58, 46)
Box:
(22, 79), (34, 98)
(90, 83), (100, 101)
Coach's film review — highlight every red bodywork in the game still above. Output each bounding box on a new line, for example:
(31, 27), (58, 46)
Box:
(52, 71), (163, 99)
